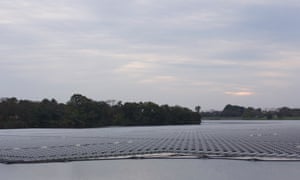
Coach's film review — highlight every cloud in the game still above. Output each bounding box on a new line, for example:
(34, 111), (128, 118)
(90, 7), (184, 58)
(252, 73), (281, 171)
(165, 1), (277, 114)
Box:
(225, 91), (255, 96)
(115, 61), (154, 75)
(256, 72), (289, 78)
(139, 76), (178, 84)
(1, 0), (300, 109)
(0, 0), (93, 25)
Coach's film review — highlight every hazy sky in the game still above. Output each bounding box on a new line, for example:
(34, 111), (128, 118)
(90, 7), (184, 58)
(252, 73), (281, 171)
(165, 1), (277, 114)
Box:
(1, 0), (300, 110)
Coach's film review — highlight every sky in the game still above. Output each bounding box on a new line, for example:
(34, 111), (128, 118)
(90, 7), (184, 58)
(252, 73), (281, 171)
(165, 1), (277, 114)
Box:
(1, 0), (300, 110)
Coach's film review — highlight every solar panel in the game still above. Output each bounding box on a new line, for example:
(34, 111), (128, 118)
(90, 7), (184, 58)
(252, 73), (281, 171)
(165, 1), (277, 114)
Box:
(1, 121), (300, 163)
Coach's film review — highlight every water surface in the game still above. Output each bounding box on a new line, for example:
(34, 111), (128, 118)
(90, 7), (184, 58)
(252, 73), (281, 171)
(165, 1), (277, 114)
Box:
(1, 159), (300, 180)
(1, 120), (300, 179)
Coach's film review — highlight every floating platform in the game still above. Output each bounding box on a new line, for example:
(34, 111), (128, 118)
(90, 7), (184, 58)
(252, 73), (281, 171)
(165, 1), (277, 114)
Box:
(1, 121), (300, 164)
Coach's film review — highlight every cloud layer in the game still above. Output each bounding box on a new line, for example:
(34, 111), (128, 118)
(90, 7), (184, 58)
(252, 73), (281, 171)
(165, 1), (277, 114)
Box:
(1, 0), (300, 110)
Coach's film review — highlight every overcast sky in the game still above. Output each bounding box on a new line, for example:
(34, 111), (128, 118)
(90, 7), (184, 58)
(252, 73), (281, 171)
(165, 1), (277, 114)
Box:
(1, 0), (300, 110)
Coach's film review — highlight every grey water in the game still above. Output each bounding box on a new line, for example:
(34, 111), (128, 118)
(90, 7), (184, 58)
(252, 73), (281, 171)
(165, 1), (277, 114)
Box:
(1, 120), (300, 179)
(1, 159), (300, 180)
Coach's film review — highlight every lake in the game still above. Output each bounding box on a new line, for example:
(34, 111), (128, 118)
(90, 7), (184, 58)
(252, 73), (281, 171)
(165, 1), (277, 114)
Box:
(0, 120), (300, 179)
(1, 158), (300, 180)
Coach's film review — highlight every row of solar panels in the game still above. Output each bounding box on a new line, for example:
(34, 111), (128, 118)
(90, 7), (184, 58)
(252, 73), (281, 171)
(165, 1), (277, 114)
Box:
(1, 124), (300, 163)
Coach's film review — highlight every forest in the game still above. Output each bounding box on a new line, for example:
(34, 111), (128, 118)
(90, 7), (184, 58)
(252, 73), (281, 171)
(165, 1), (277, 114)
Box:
(0, 94), (201, 129)
(202, 104), (300, 120)
(1, 94), (299, 129)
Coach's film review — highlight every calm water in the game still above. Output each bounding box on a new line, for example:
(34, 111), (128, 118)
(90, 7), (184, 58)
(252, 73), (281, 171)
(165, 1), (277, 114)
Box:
(1, 120), (300, 179)
(1, 159), (300, 180)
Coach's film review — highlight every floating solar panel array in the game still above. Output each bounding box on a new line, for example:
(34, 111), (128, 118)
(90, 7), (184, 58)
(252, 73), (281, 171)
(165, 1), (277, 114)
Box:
(1, 121), (300, 163)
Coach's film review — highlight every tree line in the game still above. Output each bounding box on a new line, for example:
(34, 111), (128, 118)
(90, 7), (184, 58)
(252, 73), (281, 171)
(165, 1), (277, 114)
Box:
(0, 94), (201, 129)
(202, 104), (300, 120)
